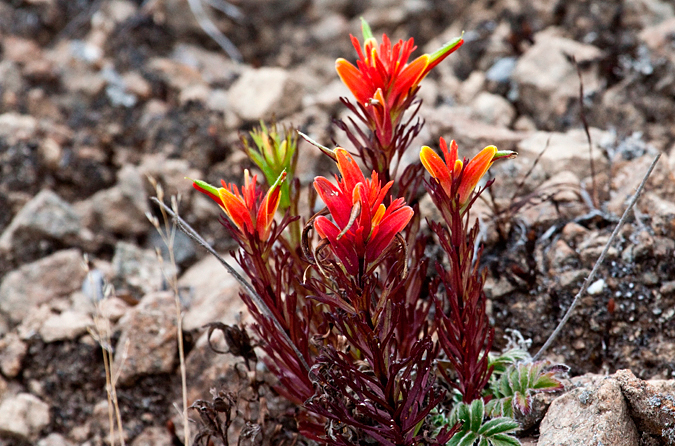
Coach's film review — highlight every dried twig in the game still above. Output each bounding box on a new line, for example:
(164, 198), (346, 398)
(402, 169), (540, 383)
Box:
(573, 55), (598, 208)
(533, 153), (661, 361)
(150, 197), (311, 373)
(509, 137), (551, 204)
(186, 0), (242, 62)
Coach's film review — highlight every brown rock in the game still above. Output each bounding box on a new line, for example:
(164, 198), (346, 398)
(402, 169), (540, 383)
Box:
(113, 292), (177, 385)
(512, 27), (603, 129)
(37, 433), (74, 446)
(178, 254), (249, 331)
(2, 36), (42, 64)
(538, 374), (639, 446)
(185, 330), (244, 404)
(0, 332), (27, 378)
(615, 369), (675, 441)
(547, 239), (578, 270)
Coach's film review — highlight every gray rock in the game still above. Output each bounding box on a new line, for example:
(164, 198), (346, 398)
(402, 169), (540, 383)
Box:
(112, 241), (174, 297)
(517, 128), (611, 180)
(0, 60), (24, 94)
(547, 239), (578, 270)
(228, 67), (303, 121)
(77, 164), (150, 236)
(457, 71), (486, 104)
(37, 433), (74, 446)
(0, 332), (27, 378)
(423, 105), (530, 154)
(131, 426), (173, 446)
(113, 292), (177, 385)
(0, 393), (51, 440)
(0, 249), (86, 323)
(178, 254), (248, 331)
(0, 112), (38, 145)
(639, 17), (675, 57)
(39, 310), (93, 343)
(147, 229), (196, 266)
(0, 189), (80, 254)
(470, 92), (516, 127)
(171, 43), (241, 85)
(512, 28), (603, 128)
(538, 374), (639, 446)
(485, 57), (517, 84)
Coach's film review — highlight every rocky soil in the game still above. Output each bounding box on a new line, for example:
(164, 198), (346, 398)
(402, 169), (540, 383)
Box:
(0, 0), (674, 444)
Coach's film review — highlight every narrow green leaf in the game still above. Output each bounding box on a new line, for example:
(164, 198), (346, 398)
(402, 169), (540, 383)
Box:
(429, 35), (464, 64)
(360, 17), (374, 41)
(192, 179), (219, 196)
(518, 365), (531, 392)
(526, 363), (543, 388)
(507, 367), (520, 394)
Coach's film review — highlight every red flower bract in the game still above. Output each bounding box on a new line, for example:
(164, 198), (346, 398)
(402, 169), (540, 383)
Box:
(313, 148), (413, 276)
(335, 20), (463, 148)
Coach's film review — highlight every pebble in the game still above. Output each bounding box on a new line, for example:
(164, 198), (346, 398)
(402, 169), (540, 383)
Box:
(0, 333), (27, 378)
(587, 279), (606, 295)
(39, 310), (93, 343)
(228, 67), (303, 121)
(0, 393), (51, 440)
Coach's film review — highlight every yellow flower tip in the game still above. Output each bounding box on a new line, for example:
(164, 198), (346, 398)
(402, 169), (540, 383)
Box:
(453, 159), (463, 174)
(420, 145), (446, 180)
(335, 58), (349, 70)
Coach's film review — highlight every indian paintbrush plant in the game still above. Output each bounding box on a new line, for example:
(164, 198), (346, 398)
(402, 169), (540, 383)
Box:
(185, 19), (566, 446)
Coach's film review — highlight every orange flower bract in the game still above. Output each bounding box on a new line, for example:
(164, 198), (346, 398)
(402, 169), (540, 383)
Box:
(420, 138), (497, 206)
(191, 170), (286, 242)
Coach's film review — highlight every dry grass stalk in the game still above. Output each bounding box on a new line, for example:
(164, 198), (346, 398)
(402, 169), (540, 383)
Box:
(146, 177), (190, 446)
(84, 255), (129, 446)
